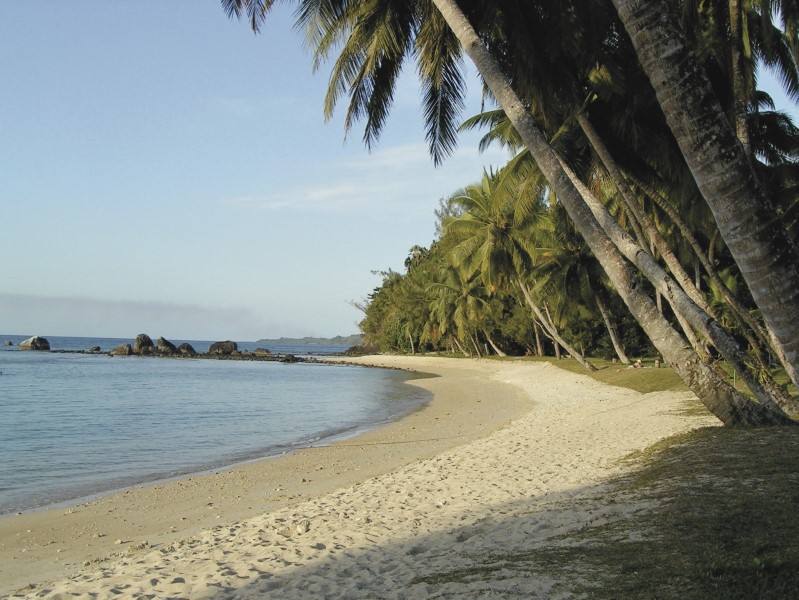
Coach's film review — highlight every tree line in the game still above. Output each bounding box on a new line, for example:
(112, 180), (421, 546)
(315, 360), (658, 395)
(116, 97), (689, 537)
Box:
(224, 0), (799, 426)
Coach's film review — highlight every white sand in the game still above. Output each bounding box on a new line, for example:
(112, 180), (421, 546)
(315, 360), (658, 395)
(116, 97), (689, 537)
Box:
(1, 356), (717, 599)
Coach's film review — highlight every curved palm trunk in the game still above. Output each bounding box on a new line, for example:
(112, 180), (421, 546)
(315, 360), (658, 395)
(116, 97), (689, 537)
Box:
(468, 332), (482, 358)
(576, 111), (715, 362)
(562, 160), (794, 413)
(517, 278), (596, 371)
(630, 172), (799, 388)
(452, 336), (470, 357)
(596, 295), (630, 364)
(485, 332), (507, 357)
(729, 0), (752, 157)
(576, 111), (712, 315)
(533, 320), (544, 356)
(432, 0), (790, 425)
(610, 0), (799, 388)
(544, 303), (564, 360)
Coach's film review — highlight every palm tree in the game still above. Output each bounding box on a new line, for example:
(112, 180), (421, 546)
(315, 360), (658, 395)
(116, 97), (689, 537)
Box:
(683, 0), (799, 157)
(223, 0), (791, 425)
(428, 264), (488, 357)
(443, 171), (597, 370)
(541, 203), (632, 364)
(610, 0), (799, 387)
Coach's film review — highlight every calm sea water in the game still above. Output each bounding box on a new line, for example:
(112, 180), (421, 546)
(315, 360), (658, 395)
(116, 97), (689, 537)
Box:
(0, 335), (429, 515)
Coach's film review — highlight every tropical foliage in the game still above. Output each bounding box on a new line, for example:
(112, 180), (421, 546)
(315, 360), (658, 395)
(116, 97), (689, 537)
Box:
(223, 0), (799, 425)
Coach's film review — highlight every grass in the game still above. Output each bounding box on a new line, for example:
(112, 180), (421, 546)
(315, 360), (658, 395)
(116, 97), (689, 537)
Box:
(484, 354), (689, 394)
(483, 353), (797, 399)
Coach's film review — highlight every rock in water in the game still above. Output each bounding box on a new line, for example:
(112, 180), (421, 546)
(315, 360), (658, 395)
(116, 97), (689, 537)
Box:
(157, 337), (178, 354)
(110, 344), (133, 356)
(177, 342), (196, 355)
(19, 336), (50, 351)
(133, 334), (154, 354)
(208, 340), (237, 355)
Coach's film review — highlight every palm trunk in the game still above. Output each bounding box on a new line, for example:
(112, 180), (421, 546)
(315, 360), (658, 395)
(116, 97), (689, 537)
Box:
(485, 332), (507, 357)
(431, 0), (790, 425)
(562, 161), (793, 412)
(452, 336), (470, 357)
(533, 320), (544, 356)
(468, 332), (482, 358)
(728, 0), (752, 157)
(543, 303), (564, 361)
(610, 0), (799, 389)
(630, 173), (799, 388)
(577, 111), (712, 315)
(517, 278), (595, 371)
(596, 295), (630, 364)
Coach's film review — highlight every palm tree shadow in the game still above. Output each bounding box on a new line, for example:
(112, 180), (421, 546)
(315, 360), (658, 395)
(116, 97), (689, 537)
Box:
(201, 425), (799, 599)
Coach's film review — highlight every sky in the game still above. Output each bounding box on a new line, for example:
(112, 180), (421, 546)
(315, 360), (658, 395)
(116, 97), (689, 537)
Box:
(0, 1), (506, 341)
(1, 3), (796, 342)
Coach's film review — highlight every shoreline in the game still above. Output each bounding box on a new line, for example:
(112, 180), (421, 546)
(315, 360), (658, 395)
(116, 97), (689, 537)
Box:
(0, 355), (537, 596)
(1, 362), (431, 519)
(1, 355), (717, 598)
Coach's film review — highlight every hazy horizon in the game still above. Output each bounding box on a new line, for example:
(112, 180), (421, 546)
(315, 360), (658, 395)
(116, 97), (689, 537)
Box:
(1, 3), (504, 340)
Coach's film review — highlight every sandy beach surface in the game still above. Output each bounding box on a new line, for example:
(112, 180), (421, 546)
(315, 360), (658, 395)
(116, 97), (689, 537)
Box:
(1, 356), (717, 599)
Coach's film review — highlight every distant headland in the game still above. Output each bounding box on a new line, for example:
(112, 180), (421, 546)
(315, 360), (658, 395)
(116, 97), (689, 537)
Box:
(256, 334), (363, 346)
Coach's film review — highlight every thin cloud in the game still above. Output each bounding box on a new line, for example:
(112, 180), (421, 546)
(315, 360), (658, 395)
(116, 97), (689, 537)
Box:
(0, 294), (268, 341)
(220, 141), (509, 214)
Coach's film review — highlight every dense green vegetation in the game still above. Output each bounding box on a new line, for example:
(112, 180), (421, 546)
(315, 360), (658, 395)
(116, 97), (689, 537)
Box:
(356, 176), (660, 365)
(225, 0), (799, 425)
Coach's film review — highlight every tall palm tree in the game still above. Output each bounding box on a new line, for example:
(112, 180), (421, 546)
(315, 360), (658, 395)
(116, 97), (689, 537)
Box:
(443, 171), (597, 370)
(223, 0), (791, 425)
(610, 0), (799, 387)
(428, 264), (488, 356)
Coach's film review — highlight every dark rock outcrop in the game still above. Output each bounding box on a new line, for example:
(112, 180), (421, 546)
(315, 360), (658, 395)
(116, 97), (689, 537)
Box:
(281, 354), (299, 363)
(157, 337), (178, 354)
(133, 334), (154, 354)
(19, 336), (50, 351)
(178, 342), (196, 355)
(110, 344), (133, 356)
(209, 340), (237, 355)
(20, 336), (50, 351)
(88, 345), (102, 353)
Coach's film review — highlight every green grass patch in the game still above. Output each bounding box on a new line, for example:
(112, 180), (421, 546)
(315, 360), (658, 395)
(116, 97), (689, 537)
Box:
(490, 354), (689, 395)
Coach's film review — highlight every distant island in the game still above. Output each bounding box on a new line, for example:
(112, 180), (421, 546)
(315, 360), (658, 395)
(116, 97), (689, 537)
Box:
(256, 334), (363, 346)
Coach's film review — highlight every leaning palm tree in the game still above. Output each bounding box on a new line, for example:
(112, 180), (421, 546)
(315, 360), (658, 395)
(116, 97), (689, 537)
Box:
(223, 0), (791, 424)
(610, 0), (799, 387)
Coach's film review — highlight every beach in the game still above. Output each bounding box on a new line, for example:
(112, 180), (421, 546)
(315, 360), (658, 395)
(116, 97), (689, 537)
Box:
(1, 356), (717, 598)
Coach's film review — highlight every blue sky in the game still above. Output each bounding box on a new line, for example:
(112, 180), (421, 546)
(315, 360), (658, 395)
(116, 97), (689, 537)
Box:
(0, 1), (506, 340)
(1, 3), (796, 342)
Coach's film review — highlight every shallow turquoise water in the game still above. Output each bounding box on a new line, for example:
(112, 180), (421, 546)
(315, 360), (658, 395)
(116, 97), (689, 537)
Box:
(0, 344), (428, 514)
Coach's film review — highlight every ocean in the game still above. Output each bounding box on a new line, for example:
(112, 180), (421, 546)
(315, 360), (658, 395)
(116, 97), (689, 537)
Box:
(0, 335), (429, 515)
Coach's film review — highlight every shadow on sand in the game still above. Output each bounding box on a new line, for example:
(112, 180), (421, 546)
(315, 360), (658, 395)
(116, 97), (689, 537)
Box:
(200, 425), (799, 600)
